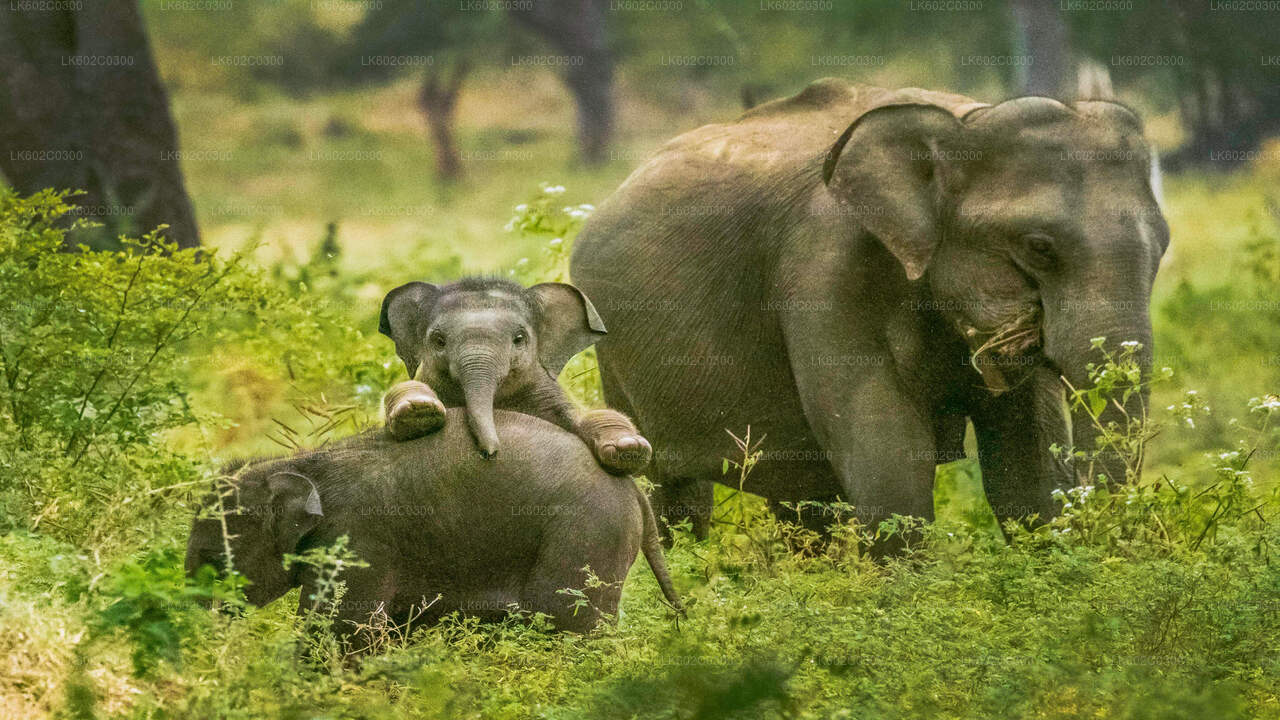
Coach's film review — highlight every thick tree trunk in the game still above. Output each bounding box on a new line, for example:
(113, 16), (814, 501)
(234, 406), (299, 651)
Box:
(1157, 6), (1280, 169)
(1010, 0), (1070, 98)
(563, 49), (613, 164)
(509, 0), (613, 165)
(417, 62), (469, 182)
(0, 0), (199, 249)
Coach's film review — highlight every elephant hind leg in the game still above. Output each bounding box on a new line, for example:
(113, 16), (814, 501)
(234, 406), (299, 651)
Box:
(648, 475), (714, 546)
(766, 493), (846, 541)
(520, 520), (636, 633)
(520, 572), (623, 633)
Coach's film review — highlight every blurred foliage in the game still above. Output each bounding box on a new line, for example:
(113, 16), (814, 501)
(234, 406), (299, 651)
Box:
(142, 0), (1278, 162)
(142, 0), (350, 96)
(341, 0), (510, 85)
(1068, 1), (1280, 162)
(1155, 221), (1280, 458)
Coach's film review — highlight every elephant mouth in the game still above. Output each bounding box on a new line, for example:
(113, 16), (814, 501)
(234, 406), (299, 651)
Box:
(959, 304), (1043, 395)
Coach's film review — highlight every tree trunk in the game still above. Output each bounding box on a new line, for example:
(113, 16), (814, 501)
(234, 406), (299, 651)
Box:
(509, 0), (614, 165)
(417, 61), (469, 182)
(0, 0), (199, 249)
(1010, 0), (1070, 98)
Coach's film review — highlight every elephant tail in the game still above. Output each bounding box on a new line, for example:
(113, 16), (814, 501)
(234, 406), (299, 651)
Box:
(636, 485), (685, 617)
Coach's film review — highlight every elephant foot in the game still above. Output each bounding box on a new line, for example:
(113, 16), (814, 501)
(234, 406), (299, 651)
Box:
(387, 393), (446, 441)
(593, 433), (652, 475)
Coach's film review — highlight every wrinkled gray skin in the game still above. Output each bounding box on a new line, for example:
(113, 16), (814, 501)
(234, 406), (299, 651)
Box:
(185, 410), (682, 643)
(379, 277), (651, 475)
(570, 80), (1169, 545)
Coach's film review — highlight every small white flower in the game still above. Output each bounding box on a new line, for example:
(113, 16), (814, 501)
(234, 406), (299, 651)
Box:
(549, 237), (563, 247)
(1120, 340), (1141, 350)
(514, 203), (528, 212)
(545, 185), (566, 195)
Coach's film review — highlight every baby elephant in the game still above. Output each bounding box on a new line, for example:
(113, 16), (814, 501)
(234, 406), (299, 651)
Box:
(185, 409), (683, 642)
(379, 277), (651, 474)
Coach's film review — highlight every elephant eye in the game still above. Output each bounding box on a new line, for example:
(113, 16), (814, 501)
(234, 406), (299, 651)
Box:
(513, 329), (527, 346)
(429, 331), (447, 350)
(1023, 233), (1057, 267)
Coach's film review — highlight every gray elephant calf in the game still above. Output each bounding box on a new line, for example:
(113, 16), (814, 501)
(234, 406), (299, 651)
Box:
(185, 409), (683, 642)
(378, 277), (652, 475)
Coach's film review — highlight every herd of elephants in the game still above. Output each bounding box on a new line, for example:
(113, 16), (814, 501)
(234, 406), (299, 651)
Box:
(185, 78), (1169, 643)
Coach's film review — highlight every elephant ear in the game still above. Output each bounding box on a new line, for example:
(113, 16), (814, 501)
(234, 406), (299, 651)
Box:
(823, 103), (964, 281)
(267, 471), (323, 558)
(529, 282), (608, 377)
(378, 281), (441, 376)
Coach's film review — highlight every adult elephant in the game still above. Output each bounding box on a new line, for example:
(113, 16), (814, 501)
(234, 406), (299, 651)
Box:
(570, 79), (1168, 542)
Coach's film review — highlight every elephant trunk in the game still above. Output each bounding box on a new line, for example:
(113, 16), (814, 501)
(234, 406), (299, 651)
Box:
(1029, 364), (1074, 499)
(1050, 310), (1153, 488)
(455, 346), (504, 458)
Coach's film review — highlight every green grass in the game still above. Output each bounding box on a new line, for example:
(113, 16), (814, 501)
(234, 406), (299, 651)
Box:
(4, 71), (1280, 717)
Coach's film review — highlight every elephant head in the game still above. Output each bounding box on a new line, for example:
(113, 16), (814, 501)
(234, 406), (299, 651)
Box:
(185, 462), (324, 606)
(378, 278), (606, 456)
(823, 97), (1168, 489)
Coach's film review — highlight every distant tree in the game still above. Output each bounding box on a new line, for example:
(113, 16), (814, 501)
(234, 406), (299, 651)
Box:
(1068, 1), (1280, 168)
(0, 1), (199, 249)
(417, 60), (471, 182)
(509, 0), (614, 165)
(346, 1), (500, 181)
(1010, 0), (1071, 98)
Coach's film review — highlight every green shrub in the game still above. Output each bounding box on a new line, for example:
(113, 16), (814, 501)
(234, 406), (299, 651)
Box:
(0, 190), (406, 554)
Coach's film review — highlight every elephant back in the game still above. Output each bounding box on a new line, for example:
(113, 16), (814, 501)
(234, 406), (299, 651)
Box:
(627, 79), (987, 182)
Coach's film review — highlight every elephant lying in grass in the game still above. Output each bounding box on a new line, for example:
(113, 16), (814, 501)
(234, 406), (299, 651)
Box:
(185, 409), (683, 643)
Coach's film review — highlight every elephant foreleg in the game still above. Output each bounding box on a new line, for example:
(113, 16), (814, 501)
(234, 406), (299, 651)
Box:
(649, 475), (713, 545)
(573, 408), (652, 475)
(792, 359), (939, 555)
(512, 380), (653, 475)
(970, 366), (1072, 528)
(383, 380), (447, 441)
